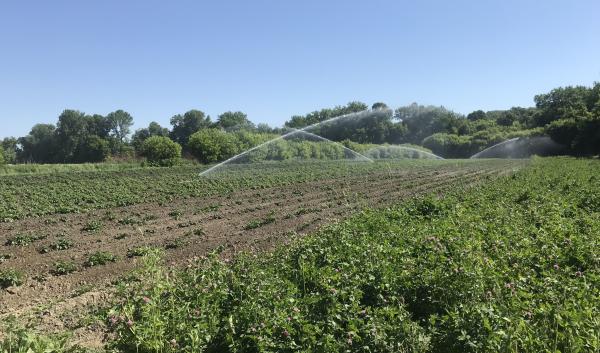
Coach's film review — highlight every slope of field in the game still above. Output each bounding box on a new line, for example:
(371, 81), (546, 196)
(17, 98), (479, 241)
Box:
(103, 158), (598, 352)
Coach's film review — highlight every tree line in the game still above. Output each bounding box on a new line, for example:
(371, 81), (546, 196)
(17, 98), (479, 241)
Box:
(0, 82), (598, 165)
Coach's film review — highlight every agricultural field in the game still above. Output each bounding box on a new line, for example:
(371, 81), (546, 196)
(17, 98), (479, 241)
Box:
(0, 157), (598, 352)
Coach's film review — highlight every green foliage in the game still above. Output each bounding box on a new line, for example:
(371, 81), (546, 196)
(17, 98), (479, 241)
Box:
(127, 246), (157, 258)
(85, 251), (117, 267)
(188, 128), (240, 164)
(52, 261), (77, 276)
(109, 158), (600, 352)
(0, 160), (492, 222)
(0, 319), (83, 353)
(50, 238), (74, 251)
(216, 111), (255, 131)
(244, 211), (276, 230)
(169, 109), (212, 147)
(132, 121), (170, 152)
(0, 269), (25, 288)
(0, 148), (5, 165)
(140, 136), (182, 167)
(5, 233), (46, 246)
(106, 109), (134, 143)
(82, 220), (103, 233)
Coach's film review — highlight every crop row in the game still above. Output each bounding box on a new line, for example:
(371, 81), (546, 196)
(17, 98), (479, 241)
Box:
(0, 159), (518, 221)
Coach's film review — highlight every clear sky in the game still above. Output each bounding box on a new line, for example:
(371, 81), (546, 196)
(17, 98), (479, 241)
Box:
(1, 0), (599, 139)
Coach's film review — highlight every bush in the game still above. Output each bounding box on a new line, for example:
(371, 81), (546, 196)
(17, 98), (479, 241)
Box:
(140, 136), (182, 167)
(0, 148), (5, 165)
(188, 128), (239, 164)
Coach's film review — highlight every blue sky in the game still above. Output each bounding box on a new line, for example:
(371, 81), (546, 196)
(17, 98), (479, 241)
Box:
(1, 0), (599, 138)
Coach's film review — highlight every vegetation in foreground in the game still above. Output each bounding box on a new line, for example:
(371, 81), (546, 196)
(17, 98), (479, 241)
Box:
(103, 158), (598, 352)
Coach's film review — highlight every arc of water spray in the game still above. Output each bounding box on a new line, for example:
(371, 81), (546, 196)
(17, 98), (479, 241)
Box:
(470, 138), (519, 159)
(287, 128), (374, 162)
(364, 145), (444, 160)
(199, 108), (387, 176)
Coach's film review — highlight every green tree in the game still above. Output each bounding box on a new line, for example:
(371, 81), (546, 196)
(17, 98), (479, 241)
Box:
(534, 86), (593, 126)
(132, 122), (170, 152)
(87, 114), (111, 139)
(18, 124), (57, 163)
(1, 137), (18, 164)
(285, 101), (368, 129)
(74, 135), (110, 163)
(0, 148), (4, 165)
(140, 136), (182, 167)
(372, 102), (389, 110)
(55, 110), (89, 162)
(466, 110), (486, 121)
(216, 111), (255, 131)
(170, 110), (212, 146)
(106, 110), (134, 143)
(188, 128), (239, 164)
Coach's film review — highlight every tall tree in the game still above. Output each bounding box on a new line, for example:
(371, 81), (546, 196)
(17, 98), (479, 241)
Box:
(87, 114), (111, 139)
(170, 109), (211, 146)
(106, 110), (134, 142)
(55, 110), (89, 162)
(132, 122), (170, 152)
(18, 124), (57, 163)
(1, 137), (18, 164)
(216, 111), (254, 131)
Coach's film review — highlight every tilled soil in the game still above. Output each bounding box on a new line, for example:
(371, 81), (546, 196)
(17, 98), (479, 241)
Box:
(0, 161), (523, 346)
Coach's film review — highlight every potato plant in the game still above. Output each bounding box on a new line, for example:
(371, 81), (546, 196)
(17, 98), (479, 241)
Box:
(109, 158), (600, 352)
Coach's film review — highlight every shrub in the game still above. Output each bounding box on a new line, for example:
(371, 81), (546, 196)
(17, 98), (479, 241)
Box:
(140, 136), (182, 167)
(188, 128), (240, 164)
(0, 148), (5, 165)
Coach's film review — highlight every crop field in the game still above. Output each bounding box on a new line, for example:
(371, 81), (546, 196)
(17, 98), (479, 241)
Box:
(0, 157), (598, 352)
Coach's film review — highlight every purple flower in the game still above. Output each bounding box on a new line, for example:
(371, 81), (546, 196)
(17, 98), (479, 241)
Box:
(142, 296), (151, 304)
(282, 330), (290, 338)
(553, 264), (560, 270)
(126, 319), (134, 327)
